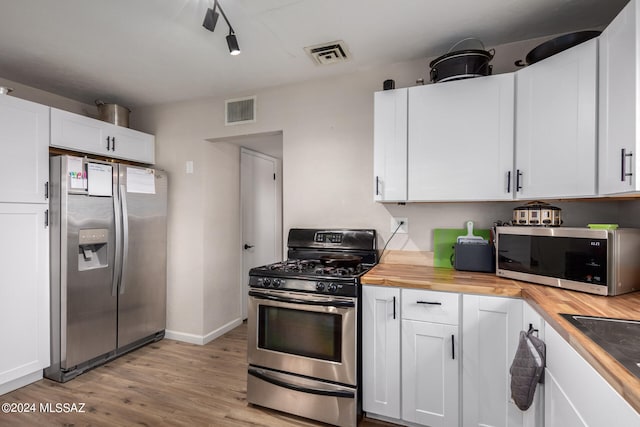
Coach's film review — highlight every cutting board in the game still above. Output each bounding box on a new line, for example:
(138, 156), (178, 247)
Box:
(433, 228), (491, 269)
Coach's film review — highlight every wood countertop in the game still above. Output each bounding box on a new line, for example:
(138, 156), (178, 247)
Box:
(361, 263), (640, 413)
(362, 263), (524, 297)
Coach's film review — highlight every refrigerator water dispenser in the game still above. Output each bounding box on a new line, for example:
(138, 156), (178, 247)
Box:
(78, 228), (108, 271)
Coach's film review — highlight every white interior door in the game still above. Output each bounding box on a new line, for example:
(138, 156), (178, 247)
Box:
(241, 148), (282, 319)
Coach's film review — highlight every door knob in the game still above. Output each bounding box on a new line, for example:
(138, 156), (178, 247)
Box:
(244, 244), (254, 250)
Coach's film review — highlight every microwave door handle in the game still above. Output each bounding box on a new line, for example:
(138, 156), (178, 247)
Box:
(248, 368), (355, 399)
(119, 184), (129, 295)
(248, 290), (355, 308)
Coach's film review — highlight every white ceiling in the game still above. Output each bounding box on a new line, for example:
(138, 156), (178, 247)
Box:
(0, 0), (629, 108)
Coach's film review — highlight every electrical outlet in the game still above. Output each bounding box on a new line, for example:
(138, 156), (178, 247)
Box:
(390, 217), (408, 234)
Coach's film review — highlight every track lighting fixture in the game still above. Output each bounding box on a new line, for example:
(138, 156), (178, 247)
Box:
(203, 0), (241, 56)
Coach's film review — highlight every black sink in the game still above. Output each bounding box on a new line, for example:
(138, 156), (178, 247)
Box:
(560, 313), (640, 379)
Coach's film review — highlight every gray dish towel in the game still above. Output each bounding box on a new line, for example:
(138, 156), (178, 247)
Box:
(510, 328), (546, 411)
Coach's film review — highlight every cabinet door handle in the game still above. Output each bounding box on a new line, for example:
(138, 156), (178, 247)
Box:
(451, 334), (455, 360)
(112, 136), (116, 151)
(392, 296), (396, 319)
(621, 148), (633, 182)
(44, 181), (49, 200)
(106, 136), (111, 151)
(516, 169), (523, 192)
(506, 171), (511, 193)
(417, 300), (442, 305)
(375, 176), (380, 196)
(44, 209), (49, 228)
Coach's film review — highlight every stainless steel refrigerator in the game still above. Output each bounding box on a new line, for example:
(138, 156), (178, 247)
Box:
(45, 155), (167, 382)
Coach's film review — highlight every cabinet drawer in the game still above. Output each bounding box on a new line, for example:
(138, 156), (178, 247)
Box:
(401, 289), (459, 324)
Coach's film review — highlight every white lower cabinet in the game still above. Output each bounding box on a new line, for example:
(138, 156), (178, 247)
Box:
(363, 288), (549, 427)
(364, 285), (639, 427)
(402, 319), (459, 427)
(401, 289), (459, 427)
(363, 286), (460, 426)
(462, 295), (523, 427)
(0, 203), (49, 395)
(462, 295), (544, 427)
(544, 321), (639, 427)
(362, 285), (401, 419)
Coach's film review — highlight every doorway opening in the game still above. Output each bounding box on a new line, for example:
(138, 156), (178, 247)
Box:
(218, 131), (283, 319)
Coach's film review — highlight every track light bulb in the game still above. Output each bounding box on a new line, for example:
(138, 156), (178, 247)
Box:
(226, 33), (241, 55)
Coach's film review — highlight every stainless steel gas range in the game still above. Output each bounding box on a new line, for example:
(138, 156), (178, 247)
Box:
(247, 228), (377, 427)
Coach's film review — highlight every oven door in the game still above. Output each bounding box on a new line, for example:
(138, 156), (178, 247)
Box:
(247, 288), (357, 386)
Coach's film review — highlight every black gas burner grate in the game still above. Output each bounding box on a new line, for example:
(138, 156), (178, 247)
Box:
(261, 259), (367, 277)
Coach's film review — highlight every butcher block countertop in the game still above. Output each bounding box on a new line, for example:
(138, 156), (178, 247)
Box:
(362, 263), (640, 413)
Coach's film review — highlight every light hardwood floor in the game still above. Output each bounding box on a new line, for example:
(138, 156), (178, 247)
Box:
(1, 322), (385, 427)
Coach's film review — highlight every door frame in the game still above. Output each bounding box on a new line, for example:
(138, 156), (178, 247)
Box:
(240, 147), (283, 319)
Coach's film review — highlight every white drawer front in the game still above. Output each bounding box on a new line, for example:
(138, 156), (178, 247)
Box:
(401, 289), (460, 324)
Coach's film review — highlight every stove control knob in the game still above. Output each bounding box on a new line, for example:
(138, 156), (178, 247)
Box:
(263, 278), (272, 288)
(272, 279), (281, 288)
(316, 282), (326, 292)
(327, 283), (338, 293)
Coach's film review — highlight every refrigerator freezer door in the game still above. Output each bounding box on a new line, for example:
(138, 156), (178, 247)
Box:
(116, 165), (167, 350)
(63, 191), (117, 369)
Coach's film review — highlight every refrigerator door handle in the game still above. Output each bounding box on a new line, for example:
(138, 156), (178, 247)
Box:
(112, 184), (123, 297)
(119, 184), (130, 295)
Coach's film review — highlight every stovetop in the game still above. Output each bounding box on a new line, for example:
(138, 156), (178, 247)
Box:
(249, 259), (375, 297)
(248, 228), (377, 297)
(250, 259), (373, 279)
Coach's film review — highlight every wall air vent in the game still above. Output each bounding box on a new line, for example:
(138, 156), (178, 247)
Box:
(304, 40), (351, 66)
(225, 96), (256, 125)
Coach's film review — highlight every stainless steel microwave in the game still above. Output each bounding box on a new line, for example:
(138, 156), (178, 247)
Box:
(496, 226), (640, 296)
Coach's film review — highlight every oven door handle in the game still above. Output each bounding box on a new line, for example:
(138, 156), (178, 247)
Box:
(248, 290), (355, 307)
(248, 368), (355, 398)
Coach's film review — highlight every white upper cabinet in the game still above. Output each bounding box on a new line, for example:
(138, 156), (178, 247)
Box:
(515, 38), (598, 199)
(50, 107), (105, 156)
(51, 108), (155, 164)
(0, 95), (49, 204)
(107, 123), (155, 164)
(373, 88), (407, 201)
(599, 0), (640, 195)
(408, 74), (515, 201)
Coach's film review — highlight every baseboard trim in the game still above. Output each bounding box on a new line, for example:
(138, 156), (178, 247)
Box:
(0, 370), (43, 396)
(165, 318), (243, 345)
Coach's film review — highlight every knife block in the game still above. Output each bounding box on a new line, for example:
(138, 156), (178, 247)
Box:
(453, 243), (495, 273)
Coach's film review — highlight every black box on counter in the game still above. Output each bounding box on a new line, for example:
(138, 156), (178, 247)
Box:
(453, 243), (495, 273)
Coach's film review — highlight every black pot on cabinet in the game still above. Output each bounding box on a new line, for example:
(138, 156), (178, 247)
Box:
(514, 30), (601, 67)
(429, 48), (494, 83)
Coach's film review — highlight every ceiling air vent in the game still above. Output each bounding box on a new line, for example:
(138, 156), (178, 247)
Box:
(225, 96), (256, 125)
(304, 40), (351, 66)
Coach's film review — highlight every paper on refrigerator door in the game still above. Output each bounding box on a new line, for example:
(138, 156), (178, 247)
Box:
(126, 167), (156, 194)
(67, 156), (87, 190)
(87, 163), (113, 196)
